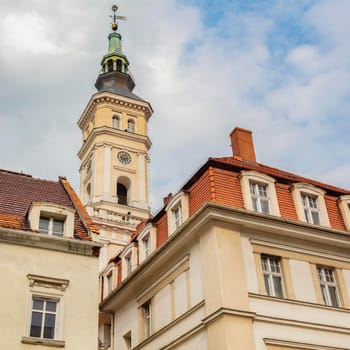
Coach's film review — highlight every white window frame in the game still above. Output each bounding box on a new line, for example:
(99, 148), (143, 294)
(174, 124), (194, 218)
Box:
(28, 202), (75, 238)
(240, 171), (280, 216)
(261, 255), (284, 298)
(317, 266), (340, 307)
(138, 224), (157, 263)
(22, 275), (69, 347)
(339, 195), (350, 231)
(142, 234), (151, 258)
(39, 216), (65, 237)
(291, 183), (330, 227)
(302, 193), (320, 225)
(250, 182), (270, 214)
(165, 191), (190, 235)
(142, 301), (152, 339)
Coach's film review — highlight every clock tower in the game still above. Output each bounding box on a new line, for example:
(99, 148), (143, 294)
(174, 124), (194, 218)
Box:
(77, 6), (153, 254)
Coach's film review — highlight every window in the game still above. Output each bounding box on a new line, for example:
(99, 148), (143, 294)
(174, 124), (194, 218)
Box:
(240, 171), (280, 217)
(261, 255), (284, 298)
(127, 119), (135, 133)
(117, 183), (128, 205)
(250, 182), (270, 214)
(143, 235), (151, 258)
(142, 301), (152, 338)
(112, 115), (120, 129)
(302, 194), (320, 225)
(30, 297), (58, 339)
(107, 273), (113, 294)
(125, 255), (132, 276)
(23, 275), (68, 346)
(116, 59), (122, 72)
(39, 216), (64, 237)
(107, 59), (113, 72)
(338, 195), (350, 231)
(317, 267), (340, 307)
(291, 183), (329, 227)
(173, 205), (182, 229)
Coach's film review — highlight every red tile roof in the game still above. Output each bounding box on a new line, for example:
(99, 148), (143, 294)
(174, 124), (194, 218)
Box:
(0, 169), (94, 239)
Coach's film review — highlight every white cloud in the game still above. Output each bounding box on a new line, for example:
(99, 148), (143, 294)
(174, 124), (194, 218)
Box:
(0, 0), (349, 212)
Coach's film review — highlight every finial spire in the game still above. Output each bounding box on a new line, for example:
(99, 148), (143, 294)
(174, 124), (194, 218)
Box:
(110, 4), (127, 32)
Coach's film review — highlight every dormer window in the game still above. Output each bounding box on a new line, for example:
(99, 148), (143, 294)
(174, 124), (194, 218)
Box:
(302, 194), (320, 225)
(28, 202), (76, 238)
(173, 205), (183, 229)
(39, 216), (65, 237)
(250, 182), (270, 214)
(142, 235), (151, 258)
(291, 183), (330, 227)
(338, 195), (350, 231)
(240, 171), (280, 217)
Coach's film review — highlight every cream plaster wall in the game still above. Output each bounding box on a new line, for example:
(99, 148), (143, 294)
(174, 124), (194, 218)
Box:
(154, 284), (172, 332)
(241, 233), (259, 293)
(253, 320), (350, 350)
(174, 273), (187, 318)
(188, 243), (204, 306)
(0, 241), (99, 350)
(289, 259), (317, 303)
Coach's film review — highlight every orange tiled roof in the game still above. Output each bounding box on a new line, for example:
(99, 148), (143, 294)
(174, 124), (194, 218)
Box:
(0, 169), (92, 239)
(211, 157), (350, 195)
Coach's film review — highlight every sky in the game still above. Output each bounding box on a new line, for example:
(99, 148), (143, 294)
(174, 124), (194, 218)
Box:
(0, 0), (349, 212)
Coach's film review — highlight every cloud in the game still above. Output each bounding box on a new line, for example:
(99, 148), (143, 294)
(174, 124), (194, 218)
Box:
(0, 0), (349, 213)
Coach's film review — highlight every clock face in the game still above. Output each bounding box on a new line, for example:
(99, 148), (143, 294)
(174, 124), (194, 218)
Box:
(117, 151), (132, 165)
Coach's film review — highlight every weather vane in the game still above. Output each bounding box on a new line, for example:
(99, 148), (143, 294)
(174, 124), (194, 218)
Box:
(110, 5), (127, 31)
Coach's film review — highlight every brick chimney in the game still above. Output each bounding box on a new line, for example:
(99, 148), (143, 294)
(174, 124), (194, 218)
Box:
(230, 127), (256, 162)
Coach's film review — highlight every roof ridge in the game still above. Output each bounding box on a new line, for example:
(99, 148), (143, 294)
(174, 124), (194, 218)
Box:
(0, 169), (32, 178)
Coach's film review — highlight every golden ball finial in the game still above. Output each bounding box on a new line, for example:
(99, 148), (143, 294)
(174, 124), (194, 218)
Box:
(112, 23), (118, 31)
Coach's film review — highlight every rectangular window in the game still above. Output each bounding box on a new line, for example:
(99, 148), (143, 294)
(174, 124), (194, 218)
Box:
(107, 273), (113, 294)
(39, 216), (64, 236)
(261, 255), (284, 298)
(125, 255), (132, 276)
(142, 301), (152, 338)
(317, 267), (340, 307)
(302, 194), (320, 224)
(250, 182), (270, 214)
(173, 206), (183, 229)
(104, 324), (111, 349)
(143, 235), (150, 258)
(30, 297), (58, 339)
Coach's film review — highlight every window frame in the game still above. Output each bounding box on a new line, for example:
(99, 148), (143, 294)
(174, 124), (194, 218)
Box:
(291, 183), (330, 227)
(39, 216), (65, 237)
(240, 171), (281, 217)
(302, 193), (320, 225)
(250, 181), (270, 214)
(23, 275), (68, 347)
(112, 114), (120, 129)
(165, 191), (190, 235)
(261, 255), (285, 298)
(317, 266), (340, 307)
(141, 300), (152, 339)
(127, 118), (136, 133)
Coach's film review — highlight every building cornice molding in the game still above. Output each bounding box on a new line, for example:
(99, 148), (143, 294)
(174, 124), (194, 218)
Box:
(0, 227), (102, 256)
(77, 91), (153, 128)
(264, 338), (350, 350)
(78, 127), (152, 158)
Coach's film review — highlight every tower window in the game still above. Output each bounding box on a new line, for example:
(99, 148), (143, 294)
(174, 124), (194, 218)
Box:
(127, 119), (135, 133)
(107, 59), (113, 72)
(112, 115), (120, 129)
(116, 59), (122, 72)
(117, 183), (128, 205)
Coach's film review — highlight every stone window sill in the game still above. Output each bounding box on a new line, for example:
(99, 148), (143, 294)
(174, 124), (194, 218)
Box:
(22, 336), (65, 347)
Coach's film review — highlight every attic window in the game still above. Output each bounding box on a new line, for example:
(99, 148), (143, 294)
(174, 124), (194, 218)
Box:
(39, 216), (65, 237)
(28, 202), (76, 238)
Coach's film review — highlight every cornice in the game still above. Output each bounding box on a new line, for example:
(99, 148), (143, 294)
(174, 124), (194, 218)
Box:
(0, 227), (102, 257)
(77, 91), (153, 128)
(78, 127), (152, 158)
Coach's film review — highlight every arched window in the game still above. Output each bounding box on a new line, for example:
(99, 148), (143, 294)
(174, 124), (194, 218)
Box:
(116, 59), (122, 72)
(127, 119), (135, 133)
(112, 115), (120, 129)
(117, 183), (128, 205)
(107, 60), (113, 72)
